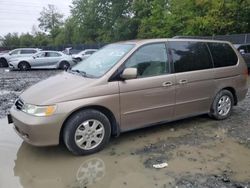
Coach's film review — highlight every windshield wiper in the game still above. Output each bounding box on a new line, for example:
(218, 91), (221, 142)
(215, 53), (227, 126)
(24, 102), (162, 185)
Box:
(67, 69), (87, 77)
(67, 69), (97, 78)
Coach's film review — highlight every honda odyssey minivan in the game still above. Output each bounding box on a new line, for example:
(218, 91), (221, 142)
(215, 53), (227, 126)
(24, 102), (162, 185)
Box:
(8, 39), (248, 155)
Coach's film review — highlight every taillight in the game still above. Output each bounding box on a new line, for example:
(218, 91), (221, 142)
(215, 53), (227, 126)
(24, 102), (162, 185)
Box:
(244, 68), (249, 79)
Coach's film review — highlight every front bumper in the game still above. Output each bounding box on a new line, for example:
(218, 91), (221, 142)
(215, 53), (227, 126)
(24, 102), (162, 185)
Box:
(8, 63), (18, 69)
(10, 106), (65, 146)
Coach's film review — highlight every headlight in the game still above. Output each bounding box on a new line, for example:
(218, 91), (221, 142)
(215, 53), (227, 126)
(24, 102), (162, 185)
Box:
(22, 104), (56, 116)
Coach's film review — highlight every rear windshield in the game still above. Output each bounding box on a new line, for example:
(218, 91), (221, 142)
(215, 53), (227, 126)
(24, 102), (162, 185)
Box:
(207, 43), (238, 67)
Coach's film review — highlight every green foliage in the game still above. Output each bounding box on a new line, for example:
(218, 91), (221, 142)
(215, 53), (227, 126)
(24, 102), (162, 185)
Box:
(38, 4), (64, 32)
(2, 33), (20, 48)
(1, 0), (250, 47)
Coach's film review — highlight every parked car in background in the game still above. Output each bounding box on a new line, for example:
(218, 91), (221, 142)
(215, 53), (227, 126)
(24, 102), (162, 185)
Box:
(72, 49), (98, 62)
(0, 48), (41, 67)
(8, 39), (248, 155)
(234, 43), (250, 69)
(9, 51), (76, 70)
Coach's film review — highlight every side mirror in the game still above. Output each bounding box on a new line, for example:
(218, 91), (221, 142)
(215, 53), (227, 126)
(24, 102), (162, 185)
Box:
(240, 49), (245, 55)
(121, 68), (137, 80)
(33, 56), (36, 59)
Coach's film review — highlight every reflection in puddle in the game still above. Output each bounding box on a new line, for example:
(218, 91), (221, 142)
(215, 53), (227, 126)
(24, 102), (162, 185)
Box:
(14, 143), (108, 188)
(1, 116), (250, 187)
(75, 158), (105, 187)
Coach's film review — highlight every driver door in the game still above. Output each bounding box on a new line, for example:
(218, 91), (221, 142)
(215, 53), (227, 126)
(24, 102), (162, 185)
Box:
(32, 52), (47, 68)
(119, 43), (176, 131)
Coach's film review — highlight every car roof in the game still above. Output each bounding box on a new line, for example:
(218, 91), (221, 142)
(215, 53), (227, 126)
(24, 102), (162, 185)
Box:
(84, 49), (98, 51)
(234, 43), (250, 47)
(114, 38), (232, 46)
(12, 48), (41, 50)
(39, 50), (63, 53)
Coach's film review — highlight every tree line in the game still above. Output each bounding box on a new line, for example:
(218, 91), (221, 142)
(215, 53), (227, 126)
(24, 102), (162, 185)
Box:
(1, 0), (250, 48)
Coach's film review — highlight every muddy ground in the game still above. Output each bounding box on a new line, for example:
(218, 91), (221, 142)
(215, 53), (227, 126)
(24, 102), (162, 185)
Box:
(0, 68), (250, 188)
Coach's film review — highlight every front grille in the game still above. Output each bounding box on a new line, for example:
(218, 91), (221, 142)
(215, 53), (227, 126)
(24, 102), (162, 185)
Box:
(15, 98), (24, 110)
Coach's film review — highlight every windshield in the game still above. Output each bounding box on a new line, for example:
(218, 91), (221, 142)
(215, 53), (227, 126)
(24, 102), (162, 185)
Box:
(71, 44), (135, 77)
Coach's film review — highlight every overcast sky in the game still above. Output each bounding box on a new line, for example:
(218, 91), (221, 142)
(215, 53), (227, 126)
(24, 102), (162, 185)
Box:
(0, 0), (72, 37)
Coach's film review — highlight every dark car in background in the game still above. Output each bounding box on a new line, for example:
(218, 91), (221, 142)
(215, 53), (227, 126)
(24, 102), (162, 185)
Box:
(234, 43), (250, 69)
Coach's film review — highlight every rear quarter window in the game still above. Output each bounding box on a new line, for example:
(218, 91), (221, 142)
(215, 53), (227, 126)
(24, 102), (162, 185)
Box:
(207, 43), (238, 67)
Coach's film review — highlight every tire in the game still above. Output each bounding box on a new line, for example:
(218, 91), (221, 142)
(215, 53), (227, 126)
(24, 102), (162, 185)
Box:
(0, 58), (8, 67)
(209, 90), (234, 120)
(63, 109), (111, 155)
(18, 61), (30, 71)
(59, 61), (70, 70)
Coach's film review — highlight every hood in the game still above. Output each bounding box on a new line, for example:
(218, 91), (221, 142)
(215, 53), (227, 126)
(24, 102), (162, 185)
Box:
(20, 71), (97, 105)
(0, 53), (10, 58)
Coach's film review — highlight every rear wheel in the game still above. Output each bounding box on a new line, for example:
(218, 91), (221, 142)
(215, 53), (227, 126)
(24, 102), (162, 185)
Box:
(18, 61), (30, 71)
(209, 90), (234, 120)
(59, 61), (70, 70)
(0, 58), (8, 67)
(63, 109), (111, 155)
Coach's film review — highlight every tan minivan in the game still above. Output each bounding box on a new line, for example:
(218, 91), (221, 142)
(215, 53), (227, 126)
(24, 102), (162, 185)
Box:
(8, 39), (248, 155)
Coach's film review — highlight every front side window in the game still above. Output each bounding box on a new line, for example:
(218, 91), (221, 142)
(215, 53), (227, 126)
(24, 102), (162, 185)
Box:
(207, 42), (238, 67)
(170, 41), (213, 73)
(85, 51), (95, 55)
(36, 52), (46, 58)
(125, 43), (169, 78)
(10, 50), (20, 55)
(71, 44), (134, 78)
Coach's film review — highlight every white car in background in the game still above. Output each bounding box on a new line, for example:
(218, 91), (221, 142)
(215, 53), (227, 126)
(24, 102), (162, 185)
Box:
(9, 51), (76, 71)
(72, 49), (98, 62)
(0, 48), (41, 67)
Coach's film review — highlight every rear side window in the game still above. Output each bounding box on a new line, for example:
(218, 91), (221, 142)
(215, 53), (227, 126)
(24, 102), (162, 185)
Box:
(207, 43), (238, 67)
(47, 52), (61, 57)
(21, 49), (37, 54)
(169, 41), (213, 73)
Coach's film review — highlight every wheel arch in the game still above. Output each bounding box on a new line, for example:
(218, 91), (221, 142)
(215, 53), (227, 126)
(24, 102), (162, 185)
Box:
(221, 87), (237, 105)
(18, 61), (31, 69)
(58, 60), (70, 69)
(59, 105), (120, 144)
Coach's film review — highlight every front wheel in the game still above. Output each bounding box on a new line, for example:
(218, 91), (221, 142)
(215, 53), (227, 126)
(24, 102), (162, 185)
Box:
(63, 110), (111, 155)
(209, 90), (234, 120)
(18, 61), (30, 71)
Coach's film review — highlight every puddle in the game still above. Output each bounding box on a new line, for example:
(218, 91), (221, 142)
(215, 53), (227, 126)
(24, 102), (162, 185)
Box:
(1, 116), (250, 188)
(0, 90), (21, 95)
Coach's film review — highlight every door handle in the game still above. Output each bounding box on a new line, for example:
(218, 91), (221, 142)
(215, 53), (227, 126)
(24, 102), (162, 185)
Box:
(179, 79), (188, 84)
(162, 81), (173, 87)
